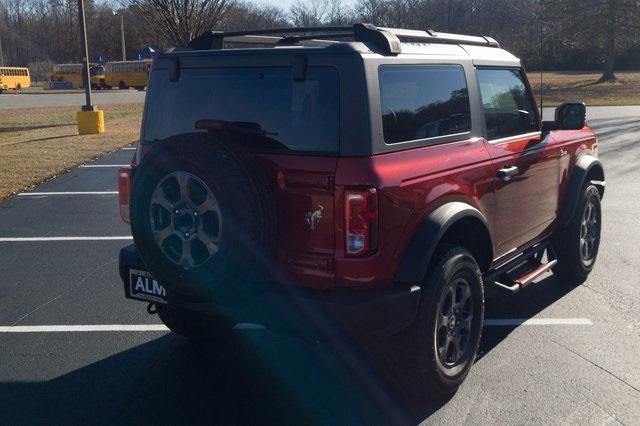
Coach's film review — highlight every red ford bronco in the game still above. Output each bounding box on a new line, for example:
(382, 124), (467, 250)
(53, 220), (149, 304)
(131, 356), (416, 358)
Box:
(118, 24), (604, 398)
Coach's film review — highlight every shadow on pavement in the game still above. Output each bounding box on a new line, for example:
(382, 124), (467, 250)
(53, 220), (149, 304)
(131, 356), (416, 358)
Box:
(479, 274), (576, 360)
(0, 330), (421, 425)
(0, 274), (579, 425)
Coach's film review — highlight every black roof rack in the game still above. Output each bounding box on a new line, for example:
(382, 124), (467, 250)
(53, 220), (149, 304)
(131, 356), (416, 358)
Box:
(186, 23), (500, 55)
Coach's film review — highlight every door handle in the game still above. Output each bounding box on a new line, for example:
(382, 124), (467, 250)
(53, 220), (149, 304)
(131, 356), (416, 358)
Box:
(560, 148), (568, 157)
(497, 165), (519, 181)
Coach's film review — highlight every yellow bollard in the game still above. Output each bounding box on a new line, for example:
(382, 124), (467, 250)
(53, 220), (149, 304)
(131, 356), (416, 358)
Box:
(76, 109), (105, 135)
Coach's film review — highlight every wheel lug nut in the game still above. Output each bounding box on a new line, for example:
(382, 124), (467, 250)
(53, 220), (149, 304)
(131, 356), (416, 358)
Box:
(175, 210), (179, 214)
(184, 233), (189, 238)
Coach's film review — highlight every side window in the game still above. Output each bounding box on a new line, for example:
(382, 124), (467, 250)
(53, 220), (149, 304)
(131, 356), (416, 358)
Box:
(476, 68), (539, 140)
(380, 65), (471, 144)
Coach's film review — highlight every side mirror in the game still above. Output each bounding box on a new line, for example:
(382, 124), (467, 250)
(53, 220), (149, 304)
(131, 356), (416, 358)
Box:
(554, 102), (586, 130)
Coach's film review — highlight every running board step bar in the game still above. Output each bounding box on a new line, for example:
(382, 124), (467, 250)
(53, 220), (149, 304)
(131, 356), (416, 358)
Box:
(493, 259), (558, 293)
(485, 240), (558, 294)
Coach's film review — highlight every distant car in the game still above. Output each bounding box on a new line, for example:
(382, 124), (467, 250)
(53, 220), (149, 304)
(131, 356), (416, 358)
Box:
(117, 23), (605, 399)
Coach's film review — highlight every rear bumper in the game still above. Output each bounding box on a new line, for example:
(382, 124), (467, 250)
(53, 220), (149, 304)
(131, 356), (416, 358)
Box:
(119, 244), (421, 338)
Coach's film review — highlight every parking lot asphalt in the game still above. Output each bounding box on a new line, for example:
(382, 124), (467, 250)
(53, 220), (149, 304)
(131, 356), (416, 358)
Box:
(0, 89), (146, 109)
(0, 106), (639, 425)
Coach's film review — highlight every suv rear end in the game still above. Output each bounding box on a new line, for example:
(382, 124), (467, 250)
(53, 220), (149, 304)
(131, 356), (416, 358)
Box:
(137, 45), (386, 285)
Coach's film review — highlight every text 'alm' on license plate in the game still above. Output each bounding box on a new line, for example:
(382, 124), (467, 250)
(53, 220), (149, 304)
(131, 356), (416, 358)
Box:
(129, 269), (167, 303)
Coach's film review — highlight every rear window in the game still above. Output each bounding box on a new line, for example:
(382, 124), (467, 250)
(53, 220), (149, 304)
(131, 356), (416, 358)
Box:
(379, 65), (471, 144)
(144, 66), (340, 154)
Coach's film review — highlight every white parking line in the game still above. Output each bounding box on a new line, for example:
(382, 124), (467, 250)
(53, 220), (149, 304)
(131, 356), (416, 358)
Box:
(0, 236), (132, 242)
(122, 147), (137, 150)
(18, 191), (118, 196)
(80, 164), (129, 168)
(0, 323), (263, 333)
(0, 320), (590, 333)
(0, 325), (168, 333)
(484, 318), (593, 326)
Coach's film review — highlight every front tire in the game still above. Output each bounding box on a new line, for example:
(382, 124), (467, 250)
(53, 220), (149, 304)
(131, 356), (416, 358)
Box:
(554, 184), (602, 285)
(157, 304), (235, 340)
(382, 246), (484, 400)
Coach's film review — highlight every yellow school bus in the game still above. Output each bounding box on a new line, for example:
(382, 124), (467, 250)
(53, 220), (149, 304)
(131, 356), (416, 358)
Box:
(0, 67), (31, 92)
(103, 60), (152, 90)
(51, 63), (84, 88)
(51, 63), (104, 89)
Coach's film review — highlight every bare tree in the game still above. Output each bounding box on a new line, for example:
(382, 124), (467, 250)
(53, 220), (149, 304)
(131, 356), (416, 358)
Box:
(120, 0), (232, 47)
(355, 0), (389, 25)
(289, 0), (353, 26)
(222, 1), (288, 30)
(544, 0), (640, 82)
(1, 0), (639, 77)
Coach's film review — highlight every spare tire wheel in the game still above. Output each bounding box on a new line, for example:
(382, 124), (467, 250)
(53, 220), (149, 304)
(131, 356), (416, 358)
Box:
(130, 132), (277, 298)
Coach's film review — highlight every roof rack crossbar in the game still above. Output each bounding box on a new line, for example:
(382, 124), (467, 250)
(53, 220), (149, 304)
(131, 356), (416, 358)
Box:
(186, 23), (500, 54)
(277, 33), (354, 45)
(214, 26), (352, 38)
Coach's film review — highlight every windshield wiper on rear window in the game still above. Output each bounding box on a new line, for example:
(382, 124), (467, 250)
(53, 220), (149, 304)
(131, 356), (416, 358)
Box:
(195, 119), (278, 137)
(194, 119), (290, 152)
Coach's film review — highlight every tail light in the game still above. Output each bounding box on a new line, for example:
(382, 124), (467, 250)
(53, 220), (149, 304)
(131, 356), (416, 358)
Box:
(118, 167), (133, 224)
(345, 188), (378, 256)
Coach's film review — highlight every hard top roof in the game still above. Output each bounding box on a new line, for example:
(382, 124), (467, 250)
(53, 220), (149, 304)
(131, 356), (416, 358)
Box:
(180, 23), (520, 67)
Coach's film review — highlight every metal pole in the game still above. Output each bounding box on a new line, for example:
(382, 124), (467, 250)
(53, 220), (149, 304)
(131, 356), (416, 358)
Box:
(539, 11), (544, 121)
(77, 0), (93, 111)
(120, 14), (126, 61)
(0, 35), (4, 67)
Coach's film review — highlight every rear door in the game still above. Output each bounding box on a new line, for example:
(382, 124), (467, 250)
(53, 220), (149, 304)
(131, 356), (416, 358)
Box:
(143, 59), (343, 285)
(477, 68), (560, 257)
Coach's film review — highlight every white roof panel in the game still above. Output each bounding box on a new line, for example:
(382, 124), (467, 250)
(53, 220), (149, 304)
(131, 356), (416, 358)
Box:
(460, 44), (520, 67)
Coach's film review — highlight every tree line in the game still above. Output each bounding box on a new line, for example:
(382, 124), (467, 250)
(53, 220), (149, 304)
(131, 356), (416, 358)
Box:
(1, 0), (638, 81)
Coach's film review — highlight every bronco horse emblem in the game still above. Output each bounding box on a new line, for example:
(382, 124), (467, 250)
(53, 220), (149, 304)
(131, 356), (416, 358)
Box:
(305, 205), (324, 230)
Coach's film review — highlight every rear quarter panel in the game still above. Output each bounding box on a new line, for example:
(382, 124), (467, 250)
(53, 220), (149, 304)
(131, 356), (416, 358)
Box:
(334, 138), (496, 288)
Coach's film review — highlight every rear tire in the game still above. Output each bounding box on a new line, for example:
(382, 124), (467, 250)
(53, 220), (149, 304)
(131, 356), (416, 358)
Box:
(157, 304), (235, 340)
(554, 184), (602, 285)
(118, 81), (129, 90)
(379, 246), (484, 401)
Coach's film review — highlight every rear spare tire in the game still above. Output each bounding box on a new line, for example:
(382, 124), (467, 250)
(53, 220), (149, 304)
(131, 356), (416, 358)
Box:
(130, 133), (276, 300)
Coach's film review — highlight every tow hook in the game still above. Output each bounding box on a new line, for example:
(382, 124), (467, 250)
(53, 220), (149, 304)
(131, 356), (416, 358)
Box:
(147, 302), (159, 315)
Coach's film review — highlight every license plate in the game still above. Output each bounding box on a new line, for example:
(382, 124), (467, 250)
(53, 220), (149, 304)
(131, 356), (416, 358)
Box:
(128, 268), (167, 304)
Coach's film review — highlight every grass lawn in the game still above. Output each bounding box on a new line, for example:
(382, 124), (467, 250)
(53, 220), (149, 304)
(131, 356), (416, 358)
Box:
(527, 71), (640, 107)
(0, 103), (142, 200)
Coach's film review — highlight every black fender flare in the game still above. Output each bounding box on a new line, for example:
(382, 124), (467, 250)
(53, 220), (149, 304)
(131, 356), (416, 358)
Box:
(394, 202), (493, 285)
(559, 155), (605, 228)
